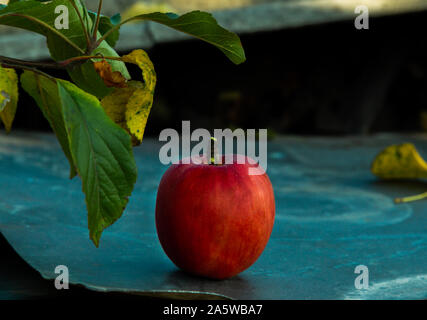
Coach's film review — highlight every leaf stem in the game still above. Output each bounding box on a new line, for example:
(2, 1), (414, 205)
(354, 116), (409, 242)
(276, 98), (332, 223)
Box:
(92, 0), (103, 42)
(395, 192), (427, 204)
(92, 12), (162, 53)
(210, 137), (220, 165)
(92, 17), (129, 52)
(59, 55), (122, 67)
(68, 0), (91, 51)
(0, 13), (85, 55)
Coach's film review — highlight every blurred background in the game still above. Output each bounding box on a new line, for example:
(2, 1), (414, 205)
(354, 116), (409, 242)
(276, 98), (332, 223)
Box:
(1, 0), (427, 136)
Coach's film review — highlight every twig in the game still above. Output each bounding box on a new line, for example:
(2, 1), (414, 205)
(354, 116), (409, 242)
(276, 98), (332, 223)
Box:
(92, 0), (103, 42)
(68, 0), (92, 51)
(1, 63), (55, 81)
(92, 17), (125, 51)
(58, 54), (122, 66)
(395, 192), (427, 204)
(0, 56), (63, 69)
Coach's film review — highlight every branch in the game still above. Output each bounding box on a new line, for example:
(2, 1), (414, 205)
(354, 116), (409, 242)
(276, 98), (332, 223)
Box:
(1, 63), (55, 81)
(92, 14), (148, 51)
(0, 56), (63, 69)
(92, 0), (103, 42)
(92, 17), (124, 51)
(59, 54), (122, 67)
(0, 54), (120, 70)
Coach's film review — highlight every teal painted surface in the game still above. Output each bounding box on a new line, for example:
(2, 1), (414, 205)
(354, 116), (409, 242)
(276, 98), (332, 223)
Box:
(0, 132), (426, 299)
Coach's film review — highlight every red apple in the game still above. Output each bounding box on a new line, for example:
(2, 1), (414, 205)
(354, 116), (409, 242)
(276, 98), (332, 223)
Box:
(155, 155), (275, 280)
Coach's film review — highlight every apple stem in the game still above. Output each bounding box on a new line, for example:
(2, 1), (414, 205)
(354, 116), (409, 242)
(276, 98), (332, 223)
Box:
(210, 137), (219, 165)
(395, 191), (427, 204)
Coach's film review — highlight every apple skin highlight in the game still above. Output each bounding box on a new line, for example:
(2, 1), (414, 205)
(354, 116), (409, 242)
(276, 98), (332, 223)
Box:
(155, 155), (275, 280)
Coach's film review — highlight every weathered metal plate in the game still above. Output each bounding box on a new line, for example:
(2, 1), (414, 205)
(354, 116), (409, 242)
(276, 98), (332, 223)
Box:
(0, 132), (426, 299)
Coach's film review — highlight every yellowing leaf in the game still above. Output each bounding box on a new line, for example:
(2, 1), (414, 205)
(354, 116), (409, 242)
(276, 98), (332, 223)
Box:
(101, 50), (157, 146)
(101, 81), (142, 131)
(0, 66), (18, 133)
(121, 2), (176, 22)
(93, 59), (128, 88)
(125, 84), (153, 143)
(371, 143), (427, 179)
(122, 49), (156, 94)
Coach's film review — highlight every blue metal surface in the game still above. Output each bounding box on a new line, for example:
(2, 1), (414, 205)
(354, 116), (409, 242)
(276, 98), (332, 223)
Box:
(0, 132), (426, 299)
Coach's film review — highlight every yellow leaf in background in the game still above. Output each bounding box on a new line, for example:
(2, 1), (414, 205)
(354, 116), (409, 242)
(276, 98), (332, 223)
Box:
(371, 143), (427, 179)
(0, 66), (18, 133)
(372, 143), (427, 204)
(121, 2), (176, 21)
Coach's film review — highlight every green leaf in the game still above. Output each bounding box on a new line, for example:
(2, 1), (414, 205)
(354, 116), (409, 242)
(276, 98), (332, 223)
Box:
(21, 71), (137, 246)
(0, 0), (130, 98)
(20, 71), (77, 178)
(0, 0), (87, 53)
(0, 65), (18, 133)
(46, 1), (129, 98)
(57, 80), (137, 247)
(62, 3), (130, 98)
(119, 11), (246, 65)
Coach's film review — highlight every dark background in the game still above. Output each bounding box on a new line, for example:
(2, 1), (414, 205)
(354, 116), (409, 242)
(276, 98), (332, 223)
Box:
(9, 10), (427, 137)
